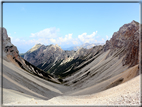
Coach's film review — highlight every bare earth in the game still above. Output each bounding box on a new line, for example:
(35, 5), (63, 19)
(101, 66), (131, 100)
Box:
(1, 21), (141, 106)
(2, 58), (141, 106)
(3, 75), (141, 106)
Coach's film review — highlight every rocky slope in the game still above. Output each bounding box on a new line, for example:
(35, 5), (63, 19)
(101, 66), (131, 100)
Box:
(61, 20), (140, 88)
(104, 20), (140, 68)
(22, 44), (76, 69)
(2, 20), (141, 105)
(2, 28), (60, 83)
(21, 20), (140, 80)
(21, 42), (103, 78)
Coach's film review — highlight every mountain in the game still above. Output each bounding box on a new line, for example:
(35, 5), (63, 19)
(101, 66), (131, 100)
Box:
(104, 20), (139, 67)
(61, 20), (140, 87)
(80, 43), (104, 49)
(63, 45), (80, 51)
(2, 20), (141, 105)
(21, 43), (103, 78)
(2, 28), (61, 84)
(21, 20), (140, 79)
(22, 44), (77, 74)
(64, 43), (104, 51)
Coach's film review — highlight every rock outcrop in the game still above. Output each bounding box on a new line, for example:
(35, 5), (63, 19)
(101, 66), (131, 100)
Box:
(2, 28), (22, 65)
(1, 28), (60, 83)
(2, 20), (141, 105)
(104, 20), (140, 68)
(23, 44), (73, 66)
(21, 20), (140, 78)
(22, 42), (103, 78)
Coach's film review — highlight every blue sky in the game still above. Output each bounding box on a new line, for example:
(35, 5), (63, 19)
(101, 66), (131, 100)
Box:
(3, 3), (140, 53)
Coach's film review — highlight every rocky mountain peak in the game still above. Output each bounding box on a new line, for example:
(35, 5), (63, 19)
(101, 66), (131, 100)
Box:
(131, 20), (139, 26)
(115, 20), (139, 38)
(104, 20), (140, 67)
(51, 44), (61, 49)
(23, 43), (65, 67)
(2, 28), (12, 47)
(27, 43), (44, 53)
(2, 27), (59, 83)
(1, 27), (24, 68)
(55, 44), (59, 47)
(35, 43), (42, 46)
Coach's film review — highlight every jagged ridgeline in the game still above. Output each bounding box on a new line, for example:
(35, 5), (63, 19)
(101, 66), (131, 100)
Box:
(2, 20), (141, 105)
(21, 20), (140, 82)
(20, 43), (103, 79)
(2, 28), (60, 84)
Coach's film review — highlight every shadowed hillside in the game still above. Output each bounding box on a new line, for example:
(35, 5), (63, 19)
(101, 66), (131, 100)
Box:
(1, 20), (141, 105)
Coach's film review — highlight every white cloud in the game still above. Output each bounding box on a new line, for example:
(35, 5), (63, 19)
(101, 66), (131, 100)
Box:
(50, 38), (56, 43)
(30, 27), (59, 38)
(22, 27), (61, 46)
(87, 31), (97, 38)
(78, 31), (98, 43)
(58, 34), (72, 43)
(78, 33), (87, 42)
(10, 28), (101, 52)
(22, 32), (73, 46)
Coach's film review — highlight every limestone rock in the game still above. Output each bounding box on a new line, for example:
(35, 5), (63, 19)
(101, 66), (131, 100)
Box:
(104, 20), (140, 67)
(1, 27), (60, 83)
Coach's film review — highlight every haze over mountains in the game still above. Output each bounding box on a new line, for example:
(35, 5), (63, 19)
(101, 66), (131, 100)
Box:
(1, 20), (141, 105)
(63, 43), (104, 51)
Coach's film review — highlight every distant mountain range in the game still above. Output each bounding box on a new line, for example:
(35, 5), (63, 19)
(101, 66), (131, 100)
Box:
(63, 43), (104, 51)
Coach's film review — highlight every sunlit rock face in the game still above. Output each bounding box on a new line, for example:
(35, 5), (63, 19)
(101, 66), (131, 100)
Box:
(23, 43), (76, 67)
(1, 20), (141, 97)
(22, 40), (103, 76)
(1, 28), (22, 64)
(104, 20), (140, 67)
(1, 27), (60, 83)
(2, 21), (141, 105)
(21, 20), (140, 78)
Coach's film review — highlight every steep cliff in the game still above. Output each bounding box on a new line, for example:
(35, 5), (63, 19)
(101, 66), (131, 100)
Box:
(2, 20), (141, 105)
(22, 43), (103, 78)
(22, 21), (140, 79)
(1, 28), (60, 83)
(104, 20), (140, 68)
